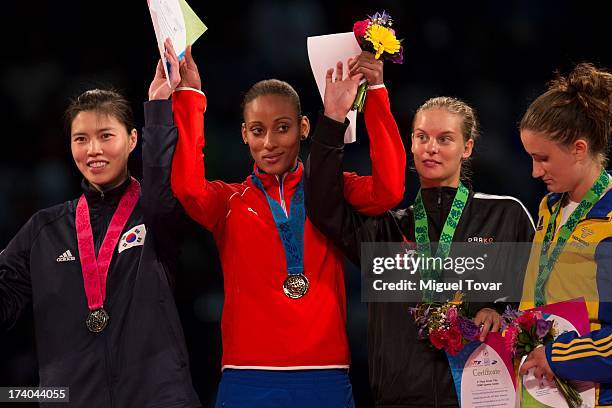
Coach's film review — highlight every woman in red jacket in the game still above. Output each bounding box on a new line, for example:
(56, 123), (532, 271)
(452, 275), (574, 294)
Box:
(169, 47), (405, 407)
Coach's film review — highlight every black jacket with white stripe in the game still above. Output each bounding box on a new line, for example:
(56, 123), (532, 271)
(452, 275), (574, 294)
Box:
(0, 100), (201, 408)
(305, 121), (535, 408)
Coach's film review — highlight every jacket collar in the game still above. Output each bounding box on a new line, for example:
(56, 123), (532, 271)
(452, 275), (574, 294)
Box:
(81, 176), (132, 207)
(546, 170), (612, 218)
(251, 161), (303, 195)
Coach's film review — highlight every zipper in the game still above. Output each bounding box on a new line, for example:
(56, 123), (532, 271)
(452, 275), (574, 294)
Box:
(103, 331), (116, 407)
(277, 174), (288, 217)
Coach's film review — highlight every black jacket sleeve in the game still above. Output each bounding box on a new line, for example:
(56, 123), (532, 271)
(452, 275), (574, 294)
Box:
(141, 100), (187, 267)
(0, 219), (33, 332)
(305, 114), (399, 267)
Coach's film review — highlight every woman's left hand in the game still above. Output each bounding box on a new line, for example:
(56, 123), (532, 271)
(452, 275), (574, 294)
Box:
(323, 60), (364, 122)
(473, 307), (501, 341)
(148, 38), (181, 100)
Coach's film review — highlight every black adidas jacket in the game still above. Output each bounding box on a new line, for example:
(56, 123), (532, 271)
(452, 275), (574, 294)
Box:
(0, 100), (201, 408)
(305, 116), (535, 407)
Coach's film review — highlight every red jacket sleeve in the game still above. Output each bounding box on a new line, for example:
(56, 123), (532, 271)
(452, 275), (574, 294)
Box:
(170, 89), (240, 232)
(342, 87), (406, 215)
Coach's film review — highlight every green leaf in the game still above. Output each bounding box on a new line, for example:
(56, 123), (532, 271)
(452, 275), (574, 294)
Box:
(518, 332), (531, 344)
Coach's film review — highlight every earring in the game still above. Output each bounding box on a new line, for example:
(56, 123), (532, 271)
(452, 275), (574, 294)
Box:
(300, 134), (307, 140)
(243, 140), (248, 145)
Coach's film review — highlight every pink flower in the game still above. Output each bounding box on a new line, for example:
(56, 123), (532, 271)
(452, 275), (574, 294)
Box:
(504, 325), (519, 353)
(446, 307), (458, 324)
(353, 20), (370, 38)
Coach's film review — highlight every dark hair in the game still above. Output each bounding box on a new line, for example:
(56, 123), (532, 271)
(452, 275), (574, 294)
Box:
(241, 79), (302, 119)
(413, 96), (479, 182)
(65, 89), (135, 134)
(520, 63), (612, 166)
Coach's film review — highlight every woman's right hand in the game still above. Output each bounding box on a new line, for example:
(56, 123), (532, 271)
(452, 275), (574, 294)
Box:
(323, 60), (364, 123)
(178, 45), (201, 91)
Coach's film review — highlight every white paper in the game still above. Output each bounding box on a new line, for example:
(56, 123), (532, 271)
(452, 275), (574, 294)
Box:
(461, 344), (516, 408)
(148, 0), (187, 86)
(307, 32), (362, 144)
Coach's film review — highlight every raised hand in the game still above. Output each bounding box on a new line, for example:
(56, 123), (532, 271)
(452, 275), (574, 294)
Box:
(178, 45), (201, 91)
(348, 51), (384, 86)
(148, 38), (181, 100)
(323, 60), (364, 123)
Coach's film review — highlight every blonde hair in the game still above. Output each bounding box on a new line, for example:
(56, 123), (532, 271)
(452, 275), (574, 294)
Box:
(414, 96), (479, 143)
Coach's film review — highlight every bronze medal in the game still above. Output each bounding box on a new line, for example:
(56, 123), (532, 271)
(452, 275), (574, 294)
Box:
(86, 308), (109, 333)
(283, 274), (309, 299)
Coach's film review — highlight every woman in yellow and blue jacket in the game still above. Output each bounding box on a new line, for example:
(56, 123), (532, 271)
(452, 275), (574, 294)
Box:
(519, 63), (612, 406)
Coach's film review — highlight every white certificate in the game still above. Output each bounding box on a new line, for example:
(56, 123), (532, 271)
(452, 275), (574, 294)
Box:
(307, 32), (362, 144)
(460, 341), (516, 407)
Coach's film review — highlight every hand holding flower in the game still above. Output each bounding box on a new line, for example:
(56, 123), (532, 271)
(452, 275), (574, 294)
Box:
(348, 51), (384, 86)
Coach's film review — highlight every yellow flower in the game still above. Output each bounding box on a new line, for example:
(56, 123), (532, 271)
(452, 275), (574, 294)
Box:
(449, 291), (464, 305)
(365, 24), (400, 59)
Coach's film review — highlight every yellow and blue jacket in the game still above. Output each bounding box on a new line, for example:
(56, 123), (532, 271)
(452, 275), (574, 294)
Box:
(521, 176), (612, 406)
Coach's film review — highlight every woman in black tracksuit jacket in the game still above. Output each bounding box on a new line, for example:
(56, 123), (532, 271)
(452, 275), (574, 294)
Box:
(0, 58), (201, 407)
(306, 95), (535, 407)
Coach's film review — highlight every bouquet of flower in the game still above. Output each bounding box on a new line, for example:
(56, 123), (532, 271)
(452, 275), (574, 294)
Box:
(501, 307), (583, 408)
(351, 11), (403, 112)
(410, 292), (480, 356)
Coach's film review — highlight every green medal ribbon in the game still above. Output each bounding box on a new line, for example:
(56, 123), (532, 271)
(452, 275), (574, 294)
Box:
(413, 183), (469, 302)
(535, 169), (610, 306)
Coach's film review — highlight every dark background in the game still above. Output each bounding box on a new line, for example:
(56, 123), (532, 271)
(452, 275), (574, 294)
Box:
(0, 0), (609, 406)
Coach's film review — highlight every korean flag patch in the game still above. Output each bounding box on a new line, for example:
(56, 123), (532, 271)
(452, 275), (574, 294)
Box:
(118, 224), (146, 253)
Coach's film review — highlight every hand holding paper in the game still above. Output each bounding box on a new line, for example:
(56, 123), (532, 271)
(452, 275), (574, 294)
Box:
(520, 346), (554, 382)
(148, 38), (182, 100)
(473, 307), (502, 342)
(323, 61), (363, 123)
(177, 45), (201, 90)
(148, 0), (207, 86)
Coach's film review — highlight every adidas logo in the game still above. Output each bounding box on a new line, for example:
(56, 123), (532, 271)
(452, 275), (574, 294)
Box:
(56, 250), (76, 262)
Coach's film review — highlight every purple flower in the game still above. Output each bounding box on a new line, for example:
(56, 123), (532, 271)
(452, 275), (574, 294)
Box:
(500, 305), (522, 330)
(536, 319), (552, 338)
(458, 316), (480, 341)
(417, 326), (428, 340)
(368, 10), (392, 26)
(387, 45), (404, 64)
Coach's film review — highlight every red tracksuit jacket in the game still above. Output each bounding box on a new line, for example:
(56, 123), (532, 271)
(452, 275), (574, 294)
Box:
(170, 87), (404, 369)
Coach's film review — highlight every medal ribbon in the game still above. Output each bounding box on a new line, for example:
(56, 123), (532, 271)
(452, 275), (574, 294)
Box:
(413, 183), (469, 302)
(76, 178), (140, 311)
(251, 172), (305, 276)
(535, 169), (610, 306)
